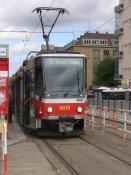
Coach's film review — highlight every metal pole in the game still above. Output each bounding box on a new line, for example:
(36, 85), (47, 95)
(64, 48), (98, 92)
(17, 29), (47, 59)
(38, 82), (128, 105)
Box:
(103, 109), (106, 135)
(124, 111), (127, 144)
(1, 114), (8, 175)
(38, 10), (50, 52)
(92, 108), (95, 130)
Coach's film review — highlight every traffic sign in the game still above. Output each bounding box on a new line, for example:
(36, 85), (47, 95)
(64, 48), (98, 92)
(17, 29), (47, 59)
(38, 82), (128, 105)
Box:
(0, 45), (9, 58)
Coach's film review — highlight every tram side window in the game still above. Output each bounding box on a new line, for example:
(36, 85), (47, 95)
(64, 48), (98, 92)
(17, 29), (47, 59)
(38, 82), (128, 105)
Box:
(36, 59), (43, 95)
(102, 92), (125, 100)
(129, 92), (131, 101)
(117, 92), (125, 100)
(102, 92), (111, 100)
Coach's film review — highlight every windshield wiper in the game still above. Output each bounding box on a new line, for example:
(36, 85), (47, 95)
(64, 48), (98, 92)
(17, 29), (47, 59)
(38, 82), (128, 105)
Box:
(43, 62), (47, 92)
(64, 93), (68, 97)
(77, 68), (81, 94)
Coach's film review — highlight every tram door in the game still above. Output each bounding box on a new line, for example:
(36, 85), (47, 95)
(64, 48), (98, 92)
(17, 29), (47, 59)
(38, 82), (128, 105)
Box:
(18, 75), (24, 126)
(24, 70), (31, 126)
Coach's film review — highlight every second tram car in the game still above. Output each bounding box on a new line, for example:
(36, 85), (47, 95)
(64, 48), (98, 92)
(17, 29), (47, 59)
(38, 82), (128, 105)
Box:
(102, 88), (131, 101)
(11, 52), (87, 135)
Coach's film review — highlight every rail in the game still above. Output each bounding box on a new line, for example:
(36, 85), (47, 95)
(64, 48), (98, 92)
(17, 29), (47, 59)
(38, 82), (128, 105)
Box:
(87, 105), (131, 144)
(88, 98), (131, 112)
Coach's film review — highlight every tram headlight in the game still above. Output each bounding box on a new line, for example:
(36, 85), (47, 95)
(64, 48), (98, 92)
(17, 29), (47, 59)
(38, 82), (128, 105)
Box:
(77, 107), (82, 113)
(47, 107), (53, 113)
(39, 108), (42, 115)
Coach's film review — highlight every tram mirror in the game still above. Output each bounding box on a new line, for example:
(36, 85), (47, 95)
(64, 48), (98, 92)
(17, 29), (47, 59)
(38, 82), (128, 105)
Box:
(30, 78), (34, 83)
(30, 83), (34, 90)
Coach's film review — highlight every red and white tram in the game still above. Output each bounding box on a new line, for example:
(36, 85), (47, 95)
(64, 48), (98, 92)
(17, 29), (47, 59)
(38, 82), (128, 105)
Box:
(11, 52), (87, 135)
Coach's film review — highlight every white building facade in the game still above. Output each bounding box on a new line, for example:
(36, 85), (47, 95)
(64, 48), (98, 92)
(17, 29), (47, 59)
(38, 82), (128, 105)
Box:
(115, 0), (131, 87)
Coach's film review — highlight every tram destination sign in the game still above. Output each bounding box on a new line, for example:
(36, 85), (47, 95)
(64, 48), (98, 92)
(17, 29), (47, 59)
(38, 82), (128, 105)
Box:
(0, 44), (9, 58)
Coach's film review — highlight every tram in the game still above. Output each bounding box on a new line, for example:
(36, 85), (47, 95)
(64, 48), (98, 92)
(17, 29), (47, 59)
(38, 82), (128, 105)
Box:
(102, 88), (131, 101)
(11, 52), (87, 135)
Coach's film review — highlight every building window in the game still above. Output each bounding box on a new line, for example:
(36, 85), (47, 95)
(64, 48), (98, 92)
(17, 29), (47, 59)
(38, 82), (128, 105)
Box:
(100, 40), (107, 45)
(113, 50), (115, 56)
(113, 40), (118, 46)
(128, 43), (131, 53)
(84, 40), (92, 45)
(128, 0), (131, 4)
(121, 68), (124, 74)
(103, 50), (110, 56)
(97, 40), (99, 44)
(128, 18), (131, 29)
(84, 39), (108, 46)
(124, 68), (127, 71)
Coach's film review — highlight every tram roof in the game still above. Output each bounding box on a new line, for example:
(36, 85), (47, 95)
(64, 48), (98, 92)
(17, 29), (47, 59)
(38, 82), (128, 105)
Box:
(36, 53), (86, 58)
(103, 88), (131, 92)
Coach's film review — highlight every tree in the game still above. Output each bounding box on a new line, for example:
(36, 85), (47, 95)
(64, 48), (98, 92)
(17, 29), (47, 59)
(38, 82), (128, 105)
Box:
(93, 57), (115, 87)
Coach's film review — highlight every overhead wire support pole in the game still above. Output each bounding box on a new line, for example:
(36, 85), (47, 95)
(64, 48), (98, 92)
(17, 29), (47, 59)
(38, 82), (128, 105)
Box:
(32, 7), (69, 52)
(47, 9), (66, 37)
(37, 9), (49, 51)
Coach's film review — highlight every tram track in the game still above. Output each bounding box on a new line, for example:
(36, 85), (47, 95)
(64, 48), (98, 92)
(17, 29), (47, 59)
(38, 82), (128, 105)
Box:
(31, 137), (82, 175)
(28, 132), (131, 175)
(80, 134), (131, 167)
(43, 139), (82, 175)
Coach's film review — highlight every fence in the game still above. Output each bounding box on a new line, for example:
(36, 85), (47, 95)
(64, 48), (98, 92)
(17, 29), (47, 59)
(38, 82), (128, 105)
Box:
(88, 98), (131, 112)
(87, 105), (131, 144)
(1, 115), (8, 175)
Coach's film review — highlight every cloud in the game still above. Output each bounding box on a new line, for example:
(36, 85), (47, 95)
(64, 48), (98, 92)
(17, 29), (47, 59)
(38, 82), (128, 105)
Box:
(10, 42), (40, 74)
(0, 0), (118, 31)
(0, 30), (26, 40)
(0, 0), (119, 75)
(12, 42), (39, 56)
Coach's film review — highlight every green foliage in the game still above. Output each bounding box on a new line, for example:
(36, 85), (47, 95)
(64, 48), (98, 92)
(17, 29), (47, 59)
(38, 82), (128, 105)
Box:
(93, 57), (115, 87)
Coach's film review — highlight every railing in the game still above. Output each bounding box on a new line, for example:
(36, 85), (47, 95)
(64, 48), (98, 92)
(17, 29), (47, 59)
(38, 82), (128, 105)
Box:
(114, 3), (124, 13)
(88, 98), (131, 112)
(115, 27), (124, 35)
(114, 51), (123, 59)
(86, 105), (131, 144)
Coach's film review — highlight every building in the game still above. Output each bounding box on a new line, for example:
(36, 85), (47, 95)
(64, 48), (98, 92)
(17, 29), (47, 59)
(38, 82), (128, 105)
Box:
(63, 32), (117, 88)
(115, 0), (131, 87)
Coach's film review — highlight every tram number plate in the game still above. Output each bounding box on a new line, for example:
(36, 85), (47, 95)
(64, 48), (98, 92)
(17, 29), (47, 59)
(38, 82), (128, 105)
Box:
(59, 122), (74, 132)
(59, 105), (70, 111)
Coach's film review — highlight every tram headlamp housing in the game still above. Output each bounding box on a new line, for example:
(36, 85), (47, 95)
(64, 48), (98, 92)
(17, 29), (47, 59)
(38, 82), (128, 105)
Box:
(77, 107), (82, 113)
(39, 107), (42, 115)
(47, 107), (53, 113)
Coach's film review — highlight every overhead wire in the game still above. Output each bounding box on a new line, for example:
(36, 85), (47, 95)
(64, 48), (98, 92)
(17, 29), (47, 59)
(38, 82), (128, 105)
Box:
(25, 0), (56, 43)
(16, 0), (56, 68)
(6, 6), (115, 69)
(92, 16), (115, 32)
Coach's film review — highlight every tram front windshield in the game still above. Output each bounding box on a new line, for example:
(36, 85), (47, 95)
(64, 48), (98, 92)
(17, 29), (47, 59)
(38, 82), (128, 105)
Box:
(43, 57), (84, 92)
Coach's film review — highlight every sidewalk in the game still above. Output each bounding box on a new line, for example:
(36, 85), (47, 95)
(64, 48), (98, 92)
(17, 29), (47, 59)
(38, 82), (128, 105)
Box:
(0, 121), (57, 175)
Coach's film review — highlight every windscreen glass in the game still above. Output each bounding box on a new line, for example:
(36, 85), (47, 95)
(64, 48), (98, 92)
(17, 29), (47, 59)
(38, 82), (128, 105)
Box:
(43, 57), (84, 92)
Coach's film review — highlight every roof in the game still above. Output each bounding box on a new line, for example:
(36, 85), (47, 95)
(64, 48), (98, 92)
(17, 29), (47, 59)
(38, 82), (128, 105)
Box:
(36, 53), (86, 58)
(80, 32), (115, 39)
(75, 32), (116, 46)
(103, 88), (131, 92)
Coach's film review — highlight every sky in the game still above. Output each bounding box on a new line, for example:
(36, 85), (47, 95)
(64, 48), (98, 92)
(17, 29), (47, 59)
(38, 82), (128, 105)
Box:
(0, 0), (119, 75)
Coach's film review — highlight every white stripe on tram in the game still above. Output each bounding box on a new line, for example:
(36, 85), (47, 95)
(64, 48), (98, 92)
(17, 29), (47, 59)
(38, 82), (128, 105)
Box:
(43, 98), (85, 103)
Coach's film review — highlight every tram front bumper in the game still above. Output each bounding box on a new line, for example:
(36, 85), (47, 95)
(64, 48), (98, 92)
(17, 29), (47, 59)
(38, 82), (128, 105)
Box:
(41, 116), (84, 133)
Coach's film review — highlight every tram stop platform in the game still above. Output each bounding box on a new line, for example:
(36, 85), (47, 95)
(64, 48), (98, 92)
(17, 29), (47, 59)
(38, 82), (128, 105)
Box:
(0, 121), (57, 175)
